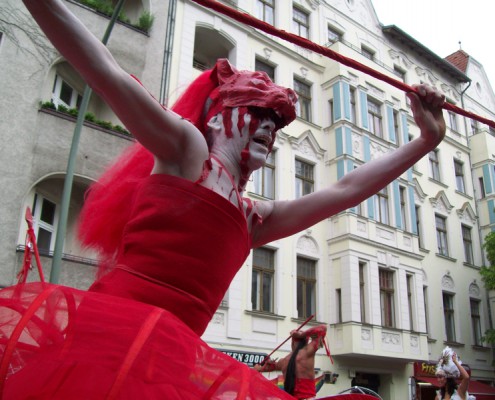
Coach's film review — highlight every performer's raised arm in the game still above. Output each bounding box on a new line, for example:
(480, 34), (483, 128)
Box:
(22, 0), (208, 180)
(251, 83), (445, 247)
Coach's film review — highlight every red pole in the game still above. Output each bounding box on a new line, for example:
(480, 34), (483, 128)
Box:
(191, 0), (495, 129)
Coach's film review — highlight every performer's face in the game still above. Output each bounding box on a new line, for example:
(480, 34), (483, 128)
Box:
(212, 106), (278, 172)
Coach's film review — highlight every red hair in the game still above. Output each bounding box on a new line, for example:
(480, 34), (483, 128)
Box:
(78, 68), (217, 276)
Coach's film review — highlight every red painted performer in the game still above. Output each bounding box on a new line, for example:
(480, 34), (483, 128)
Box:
(254, 325), (329, 400)
(0, 0), (446, 398)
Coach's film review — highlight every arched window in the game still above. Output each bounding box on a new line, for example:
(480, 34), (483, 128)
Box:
(193, 25), (235, 71)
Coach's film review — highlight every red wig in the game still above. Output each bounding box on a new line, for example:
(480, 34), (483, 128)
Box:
(78, 68), (217, 276)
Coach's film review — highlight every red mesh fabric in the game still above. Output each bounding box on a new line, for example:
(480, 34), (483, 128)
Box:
(0, 283), (295, 399)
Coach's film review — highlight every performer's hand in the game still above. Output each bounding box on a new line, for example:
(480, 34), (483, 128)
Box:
(290, 329), (305, 339)
(407, 84), (446, 147)
(257, 358), (277, 372)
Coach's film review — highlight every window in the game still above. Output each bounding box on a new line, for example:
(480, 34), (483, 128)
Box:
(470, 119), (479, 135)
(436, 215), (449, 256)
(442, 292), (456, 342)
(361, 46), (374, 60)
(294, 77), (312, 122)
(329, 99), (334, 125)
(295, 159), (314, 198)
(32, 194), (57, 253)
(297, 257), (316, 319)
(251, 247), (275, 312)
(375, 187), (389, 225)
(454, 160), (465, 193)
(327, 26), (342, 44)
(406, 274), (414, 330)
(256, 0), (274, 25)
(423, 286), (430, 335)
(399, 186), (407, 230)
(393, 110), (400, 142)
(448, 111), (458, 132)
(252, 151), (275, 199)
(393, 65), (406, 82)
(52, 74), (82, 109)
(462, 225), (474, 265)
(479, 177), (486, 199)
(359, 262), (367, 323)
(379, 269), (395, 328)
(292, 6), (309, 39)
(415, 205), (424, 248)
(470, 298), (482, 346)
(350, 87), (357, 124)
(367, 98), (383, 137)
(193, 26), (233, 71)
(255, 58), (275, 81)
(429, 149), (441, 181)
(336, 288), (342, 323)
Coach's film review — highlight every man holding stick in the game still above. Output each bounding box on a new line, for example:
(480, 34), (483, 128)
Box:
(254, 325), (329, 400)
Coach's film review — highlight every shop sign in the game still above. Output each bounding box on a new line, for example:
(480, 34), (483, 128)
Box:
(413, 361), (471, 378)
(218, 349), (268, 367)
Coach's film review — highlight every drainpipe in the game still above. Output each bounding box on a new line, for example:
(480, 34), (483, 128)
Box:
(159, 0), (177, 105)
(50, 0), (127, 283)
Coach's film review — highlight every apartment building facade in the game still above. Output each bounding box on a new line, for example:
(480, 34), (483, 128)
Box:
(0, 0), (494, 398)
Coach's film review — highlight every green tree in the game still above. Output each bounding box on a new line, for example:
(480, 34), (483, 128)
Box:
(480, 231), (495, 344)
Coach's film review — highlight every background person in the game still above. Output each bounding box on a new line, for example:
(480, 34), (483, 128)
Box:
(255, 325), (329, 399)
(435, 347), (470, 400)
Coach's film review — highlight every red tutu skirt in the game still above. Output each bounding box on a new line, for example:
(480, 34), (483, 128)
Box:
(0, 283), (294, 399)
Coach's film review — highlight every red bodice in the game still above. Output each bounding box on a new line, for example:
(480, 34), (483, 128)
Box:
(89, 174), (251, 335)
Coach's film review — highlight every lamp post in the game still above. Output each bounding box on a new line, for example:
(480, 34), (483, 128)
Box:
(50, 0), (127, 283)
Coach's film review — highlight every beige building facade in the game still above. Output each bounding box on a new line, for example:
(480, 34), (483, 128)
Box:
(0, 0), (494, 398)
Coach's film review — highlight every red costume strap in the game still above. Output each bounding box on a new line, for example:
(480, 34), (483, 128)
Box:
(106, 308), (164, 399)
(191, 0), (495, 129)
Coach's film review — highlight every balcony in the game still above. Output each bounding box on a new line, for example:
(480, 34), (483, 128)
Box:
(330, 321), (429, 363)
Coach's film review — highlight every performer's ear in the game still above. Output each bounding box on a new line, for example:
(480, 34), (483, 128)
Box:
(206, 113), (224, 134)
(214, 58), (238, 85)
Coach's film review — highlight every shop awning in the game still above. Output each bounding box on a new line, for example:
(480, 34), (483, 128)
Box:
(416, 377), (495, 395)
(468, 380), (495, 397)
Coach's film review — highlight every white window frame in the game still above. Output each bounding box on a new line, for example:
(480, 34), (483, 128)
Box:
(435, 214), (449, 257)
(52, 74), (82, 109)
(251, 247), (275, 313)
(295, 158), (314, 198)
(32, 193), (59, 253)
(256, 0), (275, 25)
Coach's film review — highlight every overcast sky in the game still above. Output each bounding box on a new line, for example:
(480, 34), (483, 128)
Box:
(370, 0), (495, 88)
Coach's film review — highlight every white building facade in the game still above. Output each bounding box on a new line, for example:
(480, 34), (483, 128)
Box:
(0, 0), (494, 399)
